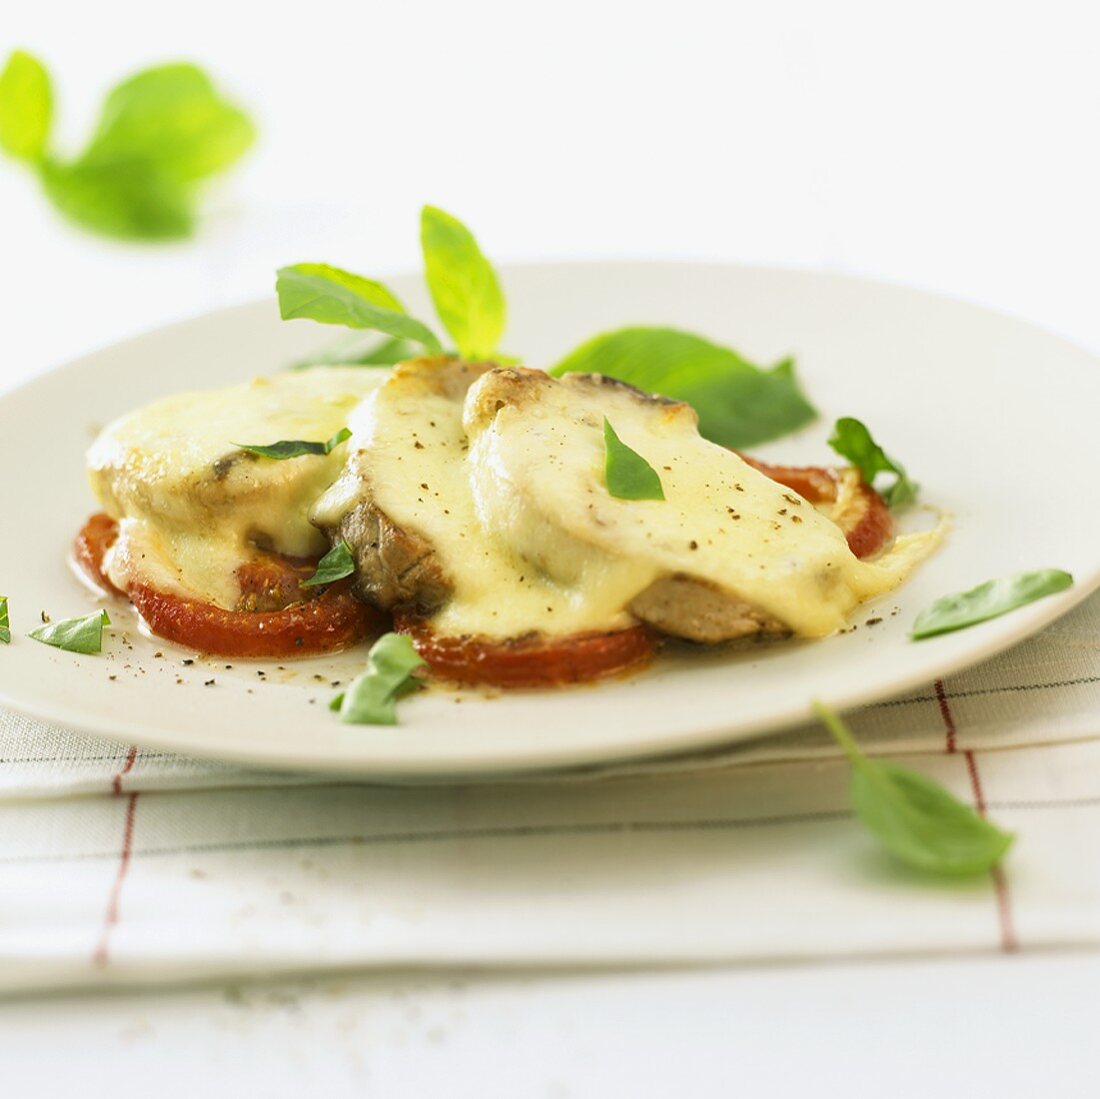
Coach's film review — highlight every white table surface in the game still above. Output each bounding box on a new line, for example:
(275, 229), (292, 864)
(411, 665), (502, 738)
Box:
(3, 0), (1099, 1092)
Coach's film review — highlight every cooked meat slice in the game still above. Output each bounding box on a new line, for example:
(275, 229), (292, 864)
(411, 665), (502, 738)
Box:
(310, 357), (494, 615)
(320, 490), (452, 613)
(628, 576), (789, 643)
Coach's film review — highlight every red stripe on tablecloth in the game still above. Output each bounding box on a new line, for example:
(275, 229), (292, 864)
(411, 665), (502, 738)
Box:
(934, 679), (957, 754)
(93, 747), (141, 966)
(92, 792), (139, 967)
(934, 678), (1018, 953)
(111, 745), (138, 796)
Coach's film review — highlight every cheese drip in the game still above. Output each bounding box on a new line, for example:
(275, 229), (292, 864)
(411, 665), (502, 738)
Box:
(87, 368), (385, 608)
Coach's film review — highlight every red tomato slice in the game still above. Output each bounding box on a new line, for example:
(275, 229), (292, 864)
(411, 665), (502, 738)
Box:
(73, 514), (383, 659)
(738, 455), (893, 559)
(394, 610), (656, 689)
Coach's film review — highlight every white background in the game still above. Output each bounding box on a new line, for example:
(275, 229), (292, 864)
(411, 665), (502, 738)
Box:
(2, 0), (1099, 1093)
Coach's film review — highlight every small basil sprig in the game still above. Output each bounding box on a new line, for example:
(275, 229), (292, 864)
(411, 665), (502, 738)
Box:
(828, 417), (917, 507)
(603, 418), (665, 500)
(302, 541), (355, 588)
(813, 701), (1013, 875)
(421, 205), (505, 360)
(276, 263), (443, 355)
(0, 52), (254, 240)
(331, 632), (427, 725)
(29, 609), (111, 655)
(552, 329), (816, 449)
(912, 569), (1073, 640)
(235, 427), (351, 460)
(0, 596), (10, 644)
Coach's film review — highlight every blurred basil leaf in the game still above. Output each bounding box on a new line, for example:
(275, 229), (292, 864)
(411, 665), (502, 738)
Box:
(0, 54), (253, 241)
(0, 50), (52, 161)
(0, 596), (10, 644)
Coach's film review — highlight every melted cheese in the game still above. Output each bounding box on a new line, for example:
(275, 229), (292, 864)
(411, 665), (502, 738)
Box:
(313, 362), (939, 640)
(87, 368), (385, 608)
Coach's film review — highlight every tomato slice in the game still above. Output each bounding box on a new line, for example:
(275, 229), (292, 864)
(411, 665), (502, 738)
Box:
(73, 514), (383, 659)
(739, 455), (892, 560)
(394, 610), (656, 688)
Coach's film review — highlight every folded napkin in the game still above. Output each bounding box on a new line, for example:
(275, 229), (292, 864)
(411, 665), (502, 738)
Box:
(1, 594), (1099, 995)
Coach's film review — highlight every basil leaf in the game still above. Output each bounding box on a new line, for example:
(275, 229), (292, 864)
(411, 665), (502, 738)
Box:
(302, 541), (355, 587)
(277, 263), (442, 354)
(420, 205), (505, 359)
(604, 418), (665, 500)
(911, 569), (1074, 640)
(827, 417), (917, 507)
(235, 427), (351, 460)
(289, 335), (416, 371)
(335, 632), (427, 726)
(1, 58), (252, 240)
(813, 702), (1013, 875)
(29, 609), (110, 655)
(39, 157), (193, 240)
(0, 50), (52, 162)
(552, 328), (816, 448)
(80, 63), (254, 183)
(0, 596), (10, 644)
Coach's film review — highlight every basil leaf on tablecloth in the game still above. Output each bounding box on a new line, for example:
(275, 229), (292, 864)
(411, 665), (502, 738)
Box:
(0, 596), (10, 644)
(813, 701), (1013, 875)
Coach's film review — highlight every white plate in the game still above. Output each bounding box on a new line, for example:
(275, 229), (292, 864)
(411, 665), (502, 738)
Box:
(1, 263), (1097, 779)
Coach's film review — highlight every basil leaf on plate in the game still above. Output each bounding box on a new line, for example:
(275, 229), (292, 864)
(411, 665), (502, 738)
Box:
(302, 541), (355, 588)
(827, 416), (917, 507)
(552, 328), (816, 448)
(420, 205), (505, 359)
(1, 57), (253, 241)
(289, 335), (416, 372)
(235, 427), (351, 460)
(813, 701), (1013, 875)
(29, 609), (111, 655)
(0, 596), (10, 644)
(603, 418), (665, 501)
(0, 50), (52, 161)
(276, 263), (442, 354)
(911, 569), (1074, 640)
(332, 632), (427, 726)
